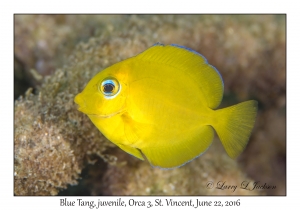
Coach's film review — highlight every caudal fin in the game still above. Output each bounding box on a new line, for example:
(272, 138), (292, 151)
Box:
(213, 100), (258, 158)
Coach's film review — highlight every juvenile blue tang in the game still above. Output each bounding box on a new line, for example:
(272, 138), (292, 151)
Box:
(74, 43), (257, 169)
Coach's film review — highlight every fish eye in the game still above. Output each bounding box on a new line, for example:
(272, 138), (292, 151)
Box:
(99, 77), (120, 98)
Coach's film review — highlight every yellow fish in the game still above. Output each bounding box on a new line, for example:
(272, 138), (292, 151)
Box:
(74, 43), (257, 169)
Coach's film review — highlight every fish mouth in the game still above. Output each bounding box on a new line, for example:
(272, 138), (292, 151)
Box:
(74, 93), (90, 114)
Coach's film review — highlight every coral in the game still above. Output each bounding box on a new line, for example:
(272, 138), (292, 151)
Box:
(14, 38), (125, 195)
(14, 15), (285, 195)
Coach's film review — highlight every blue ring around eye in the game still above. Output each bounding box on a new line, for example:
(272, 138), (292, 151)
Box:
(99, 77), (121, 99)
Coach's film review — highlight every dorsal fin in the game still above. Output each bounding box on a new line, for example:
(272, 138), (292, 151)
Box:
(135, 43), (224, 109)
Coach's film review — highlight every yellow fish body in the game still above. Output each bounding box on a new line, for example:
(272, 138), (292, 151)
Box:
(74, 43), (257, 169)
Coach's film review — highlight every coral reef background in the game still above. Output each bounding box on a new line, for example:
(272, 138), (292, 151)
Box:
(14, 15), (286, 196)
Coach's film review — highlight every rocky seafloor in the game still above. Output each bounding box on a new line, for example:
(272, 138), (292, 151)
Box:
(14, 15), (286, 195)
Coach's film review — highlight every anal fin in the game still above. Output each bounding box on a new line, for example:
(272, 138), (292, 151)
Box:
(141, 125), (214, 169)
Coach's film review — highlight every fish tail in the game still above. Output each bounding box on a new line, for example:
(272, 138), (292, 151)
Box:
(212, 100), (258, 158)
